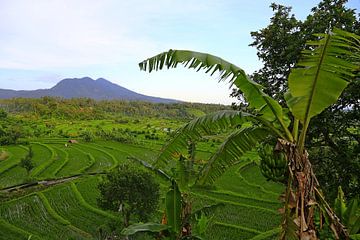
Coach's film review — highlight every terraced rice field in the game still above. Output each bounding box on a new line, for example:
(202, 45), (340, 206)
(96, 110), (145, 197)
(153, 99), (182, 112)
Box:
(197, 162), (283, 239)
(0, 139), (284, 239)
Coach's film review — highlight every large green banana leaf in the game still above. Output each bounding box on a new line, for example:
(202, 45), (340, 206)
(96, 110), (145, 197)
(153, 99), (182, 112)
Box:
(154, 110), (256, 168)
(286, 29), (359, 127)
(197, 126), (269, 185)
(140, 50), (292, 140)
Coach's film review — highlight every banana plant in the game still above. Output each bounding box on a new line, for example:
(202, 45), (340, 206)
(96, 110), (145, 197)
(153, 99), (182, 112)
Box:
(122, 157), (220, 239)
(334, 187), (360, 236)
(138, 28), (360, 239)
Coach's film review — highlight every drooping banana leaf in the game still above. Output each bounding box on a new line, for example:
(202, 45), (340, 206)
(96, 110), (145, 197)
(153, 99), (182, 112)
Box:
(334, 186), (347, 222)
(140, 50), (292, 140)
(286, 29), (359, 134)
(197, 126), (269, 185)
(154, 110), (256, 168)
(344, 198), (360, 234)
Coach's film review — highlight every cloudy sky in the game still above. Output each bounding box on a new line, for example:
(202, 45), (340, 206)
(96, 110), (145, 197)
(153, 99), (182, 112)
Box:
(0, 0), (358, 104)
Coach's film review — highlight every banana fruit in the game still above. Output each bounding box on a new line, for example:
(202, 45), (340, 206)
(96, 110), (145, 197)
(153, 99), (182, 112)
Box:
(258, 144), (287, 183)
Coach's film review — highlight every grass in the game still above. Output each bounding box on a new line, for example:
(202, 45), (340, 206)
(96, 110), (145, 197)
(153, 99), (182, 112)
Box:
(29, 143), (53, 175)
(75, 176), (102, 208)
(42, 182), (113, 236)
(55, 145), (89, 177)
(30, 143), (57, 178)
(0, 165), (28, 189)
(0, 194), (87, 240)
(0, 145), (28, 175)
(70, 181), (118, 220)
(205, 222), (258, 239)
(0, 139), (285, 240)
(0, 218), (40, 240)
(215, 164), (281, 202)
(40, 145), (68, 178)
(74, 144), (114, 172)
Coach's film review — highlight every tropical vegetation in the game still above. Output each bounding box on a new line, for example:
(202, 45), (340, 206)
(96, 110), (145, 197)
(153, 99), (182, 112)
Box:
(0, 1), (359, 240)
(136, 27), (360, 239)
(233, 0), (360, 201)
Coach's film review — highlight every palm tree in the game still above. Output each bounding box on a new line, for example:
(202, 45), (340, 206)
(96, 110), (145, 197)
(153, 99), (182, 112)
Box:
(139, 28), (359, 239)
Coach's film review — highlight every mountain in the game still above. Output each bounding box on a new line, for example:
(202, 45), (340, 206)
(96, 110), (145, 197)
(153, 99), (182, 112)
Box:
(0, 77), (179, 103)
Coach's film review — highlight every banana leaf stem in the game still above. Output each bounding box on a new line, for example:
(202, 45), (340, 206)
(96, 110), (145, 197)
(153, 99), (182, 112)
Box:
(292, 119), (299, 142)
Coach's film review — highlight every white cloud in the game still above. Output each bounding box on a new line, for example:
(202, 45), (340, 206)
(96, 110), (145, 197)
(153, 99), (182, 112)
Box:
(0, 0), (226, 70)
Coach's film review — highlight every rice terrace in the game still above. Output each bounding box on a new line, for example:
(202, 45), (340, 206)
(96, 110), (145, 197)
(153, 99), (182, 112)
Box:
(0, 101), (284, 239)
(0, 0), (359, 240)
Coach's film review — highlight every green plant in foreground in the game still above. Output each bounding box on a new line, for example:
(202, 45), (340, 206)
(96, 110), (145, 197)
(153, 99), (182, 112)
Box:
(334, 187), (360, 236)
(137, 28), (360, 239)
(122, 157), (223, 239)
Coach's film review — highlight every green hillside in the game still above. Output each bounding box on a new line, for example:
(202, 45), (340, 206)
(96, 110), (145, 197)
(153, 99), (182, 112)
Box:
(0, 140), (283, 240)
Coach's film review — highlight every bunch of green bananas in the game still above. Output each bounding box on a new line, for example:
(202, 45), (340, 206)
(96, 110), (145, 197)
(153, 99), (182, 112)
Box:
(258, 144), (287, 183)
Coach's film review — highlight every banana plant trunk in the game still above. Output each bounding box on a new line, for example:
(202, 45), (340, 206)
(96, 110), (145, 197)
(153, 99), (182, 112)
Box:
(180, 194), (192, 238)
(277, 139), (349, 240)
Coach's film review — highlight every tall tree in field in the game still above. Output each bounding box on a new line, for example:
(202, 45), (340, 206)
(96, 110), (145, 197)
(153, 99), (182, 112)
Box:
(232, 0), (360, 200)
(139, 28), (360, 239)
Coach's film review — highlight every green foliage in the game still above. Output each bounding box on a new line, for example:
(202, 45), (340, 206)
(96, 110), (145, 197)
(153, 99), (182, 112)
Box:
(0, 219), (39, 240)
(42, 183), (112, 237)
(0, 194), (86, 239)
(97, 164), (160, 227)
(19, 146), (34, 175)
(56, 146), (90, 176)
(165, 181), (182, 236)
(0, 124), (23, 145)
(70, 182), (118, 220)
(198, 126), (269, 185)
(0, 97), (228, 120)
(36, 192), (71, 226)
(236, 0), (360, 200)
(0, 139), (284, 240)
(334, 187), (360, 235)
(0, 109), (8, 119)
(139, 21), (359, 238)
(30, 143), (57, 177)
(140, 50), (291, 139)
(286, 29), (357, 122)
(80, 130), (94, 142)
(285, 28), (359, 149)
(139, 31), (358, 184)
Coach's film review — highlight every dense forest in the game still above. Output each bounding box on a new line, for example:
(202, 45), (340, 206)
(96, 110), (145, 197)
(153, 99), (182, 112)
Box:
(0, 97), (229, 120)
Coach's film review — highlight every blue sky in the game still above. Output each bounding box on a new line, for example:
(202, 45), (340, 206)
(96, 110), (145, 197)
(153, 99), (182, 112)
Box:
(0, 0), (359, 104)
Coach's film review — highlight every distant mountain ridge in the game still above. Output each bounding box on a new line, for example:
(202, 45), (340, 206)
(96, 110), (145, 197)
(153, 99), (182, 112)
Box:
(0, 77), (179, 103)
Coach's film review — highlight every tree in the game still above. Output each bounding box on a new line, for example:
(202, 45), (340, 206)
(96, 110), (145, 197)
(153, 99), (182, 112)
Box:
(243, 0), (359, 102)
(233, 0), (360, 200)
(19, 146), (34, 175)
(80, 130), (94, 142)
(122, 157), (222, 240)
(97, 164), (160, 228)
(138, 28), (359, 239)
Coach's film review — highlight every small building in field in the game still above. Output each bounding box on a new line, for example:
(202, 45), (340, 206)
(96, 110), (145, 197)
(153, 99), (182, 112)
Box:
(68, 139), (78, 144)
